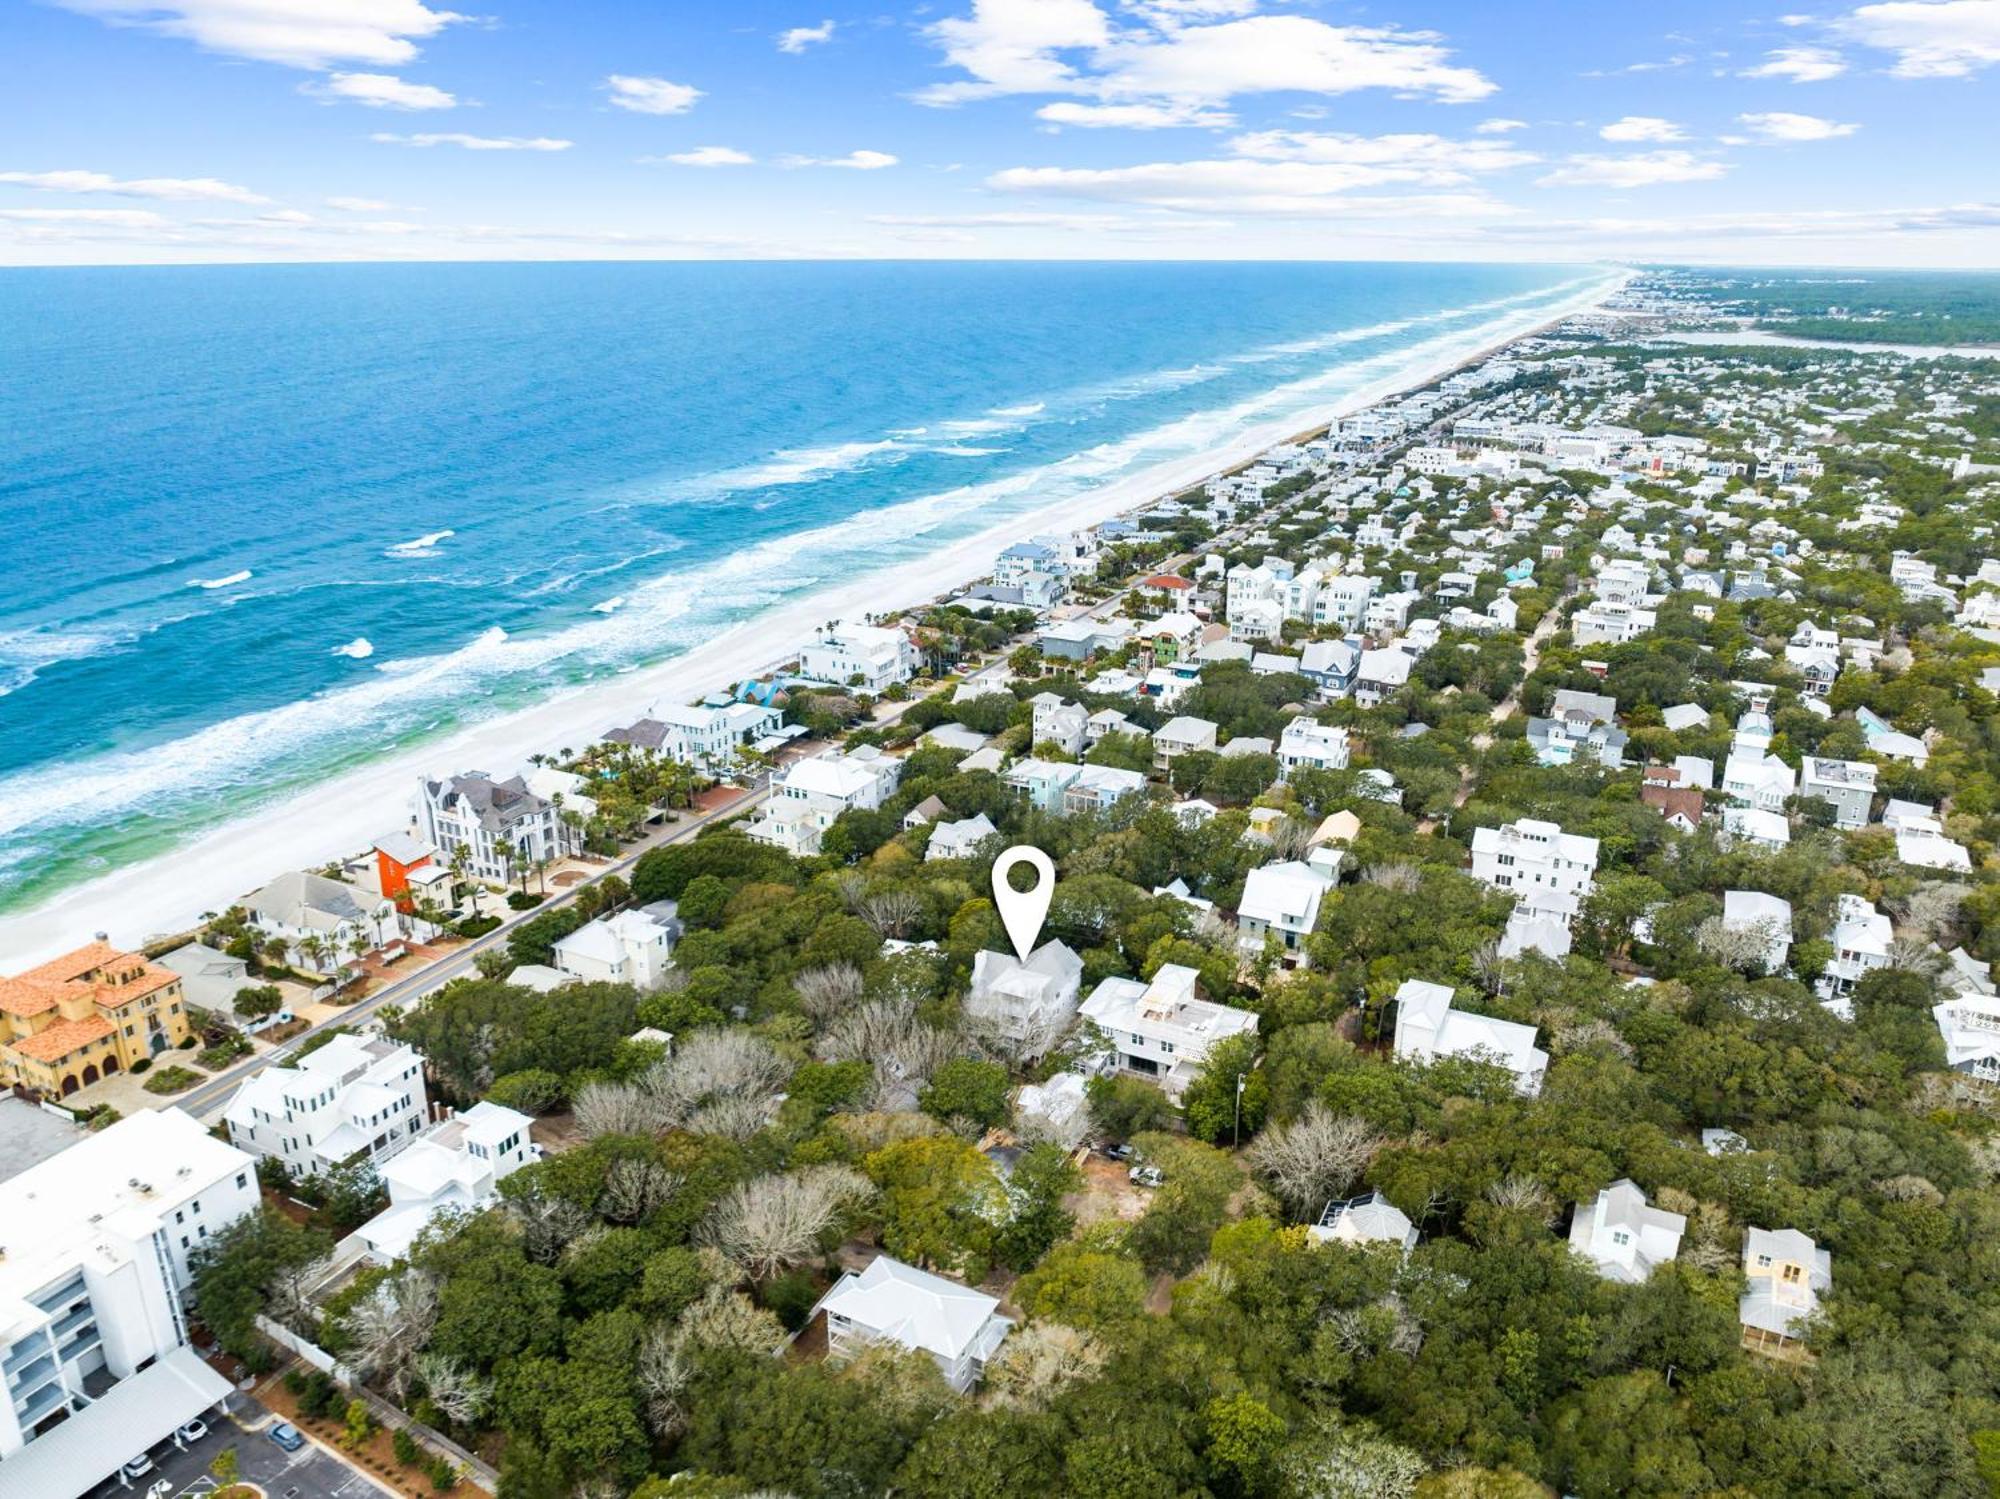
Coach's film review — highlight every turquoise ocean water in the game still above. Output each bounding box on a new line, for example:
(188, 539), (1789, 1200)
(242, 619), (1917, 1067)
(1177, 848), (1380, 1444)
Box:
(0, 260), (1605, 913)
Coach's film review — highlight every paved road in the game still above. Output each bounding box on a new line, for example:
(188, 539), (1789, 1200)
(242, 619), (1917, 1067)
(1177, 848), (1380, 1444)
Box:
(177, 778), (773, 1122)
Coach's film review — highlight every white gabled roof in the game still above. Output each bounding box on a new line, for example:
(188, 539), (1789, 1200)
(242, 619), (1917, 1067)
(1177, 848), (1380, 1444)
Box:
(819, 1254), (1005, 1362)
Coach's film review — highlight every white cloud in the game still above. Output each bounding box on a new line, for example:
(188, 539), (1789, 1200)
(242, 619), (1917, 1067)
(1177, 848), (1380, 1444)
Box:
(652, 146), (756, 166)
(1582, 54), (1691, 76)
(314, 71), (456, 109)
(1740, 44), (1849, 79)
(989, 159), (1511, 216)
(0, 168), (267, 203)
(1492, 200), (2000, 242)
(1834, 0), (2000, 76)
(326, 195), (394, 210)
(0, 206), (170, 226)
(782, 149), (899, 169)
(1737, 110), (1861, 140)
(983, 125), (1534, 216)
(603, 75), (703, 115)
(1475, 117), (1529, 133)
(1225, 130), (1537, 174)
(868, 209), (1231, 232)
(1536, 150), (1730, 188)
(52, 0), (467, 70)
(1599, 115), (1686, 142)
(372, 132), (573, 151)
(777, 19), (835, 52)
(1037, 100), (1233, 127)
(918, 1), (1495, 111)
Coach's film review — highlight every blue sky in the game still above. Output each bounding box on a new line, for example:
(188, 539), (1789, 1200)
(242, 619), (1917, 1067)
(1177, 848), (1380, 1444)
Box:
(3, 0), (1997, 264)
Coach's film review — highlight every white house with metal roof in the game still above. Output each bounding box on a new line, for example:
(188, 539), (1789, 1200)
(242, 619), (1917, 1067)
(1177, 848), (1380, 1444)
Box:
(1079, 963), (1258, 1099)
(1310, 1190), (1418, 1256)
(964, 941), (1084, 1059)
(552, 902), (681, 990)
(1567, 1179), (1685, 1283)
(223, 1033), (428, 1180)
(811, 1255), (1012, 1393)
(1392, 979), (1548, 1096)
(351, 1100), (540, 1263)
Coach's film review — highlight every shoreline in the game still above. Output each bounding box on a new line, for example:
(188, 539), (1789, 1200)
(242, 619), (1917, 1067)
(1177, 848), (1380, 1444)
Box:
(0, 269), (1625, 967)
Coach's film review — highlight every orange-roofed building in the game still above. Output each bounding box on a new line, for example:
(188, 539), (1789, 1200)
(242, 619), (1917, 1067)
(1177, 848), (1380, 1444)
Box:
(0, 940), (193, 1096)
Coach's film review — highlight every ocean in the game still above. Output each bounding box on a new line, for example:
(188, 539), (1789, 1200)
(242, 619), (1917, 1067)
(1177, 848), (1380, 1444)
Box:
(0, 259), (1607, 924)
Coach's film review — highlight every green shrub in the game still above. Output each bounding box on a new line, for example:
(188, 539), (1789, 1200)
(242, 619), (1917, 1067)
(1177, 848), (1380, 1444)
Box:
(454, 915), (501, 939)
(393, 1427), (423, 1466)
(760, 1269), (821, 1331)
(427, 1454), (459, 1491)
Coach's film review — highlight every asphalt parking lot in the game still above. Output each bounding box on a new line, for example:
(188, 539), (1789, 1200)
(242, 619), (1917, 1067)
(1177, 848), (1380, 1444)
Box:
(84, 1396), (390, 1499)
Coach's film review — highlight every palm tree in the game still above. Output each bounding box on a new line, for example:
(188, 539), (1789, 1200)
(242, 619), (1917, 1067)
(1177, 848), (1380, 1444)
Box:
(300, 934), (330, 976)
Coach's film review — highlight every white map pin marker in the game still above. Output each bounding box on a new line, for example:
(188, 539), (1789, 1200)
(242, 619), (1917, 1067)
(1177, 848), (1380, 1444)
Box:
(991, 845), (1055, 961)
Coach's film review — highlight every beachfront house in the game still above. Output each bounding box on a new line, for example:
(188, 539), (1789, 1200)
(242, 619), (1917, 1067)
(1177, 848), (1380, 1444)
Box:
(798, 621), (918, 694)
(604, 700), (785, 773)
(244, 869), (396, 970)
(417, 771), (561, 886)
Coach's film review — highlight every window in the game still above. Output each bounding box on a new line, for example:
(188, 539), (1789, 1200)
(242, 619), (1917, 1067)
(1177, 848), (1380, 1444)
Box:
(236, 1173), (248, 1189)
(1611, 1230), (1630, 1246)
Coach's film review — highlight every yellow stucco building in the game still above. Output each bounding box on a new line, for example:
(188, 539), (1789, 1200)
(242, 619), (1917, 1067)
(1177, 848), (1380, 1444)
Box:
(0, 941), (193, 1096)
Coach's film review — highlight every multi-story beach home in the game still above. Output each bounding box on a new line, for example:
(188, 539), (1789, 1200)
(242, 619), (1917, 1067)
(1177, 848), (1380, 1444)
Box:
(552, 902), (682, 990)
(964, 941), (1084, 1057)
(810, 1255), (1012, 1394)
(0, 1109), (255, 1491)
(1470, 818), (1599, 923)
(1818, 894), (1892, 1012)
(1145, 611), (1207, 664)
(1799, 757), (1876, 830)
(744, 747), (903, 856)
(417, 771), (560, 885)
(798, 621), (917, 693)
(1391, 978), (1548, 1096)
(1739, 1227), (1831, 1357)
(0, 940), (195, 1097)
(223, 1033), (429, 1181)
(604, 700), (785, 773)
(1079, 963), (1259, 1100)
(1277, 716), (1351, 780)
(1568, 1180), (1685, 1283)
(1237, 859), (1336, 966)
(351, 1099), (540, 1263)
(244, 869), (396, 970)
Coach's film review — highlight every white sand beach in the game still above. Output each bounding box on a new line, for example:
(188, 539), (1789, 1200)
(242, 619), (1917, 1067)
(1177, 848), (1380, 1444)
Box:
(0, 271), (1624, 967)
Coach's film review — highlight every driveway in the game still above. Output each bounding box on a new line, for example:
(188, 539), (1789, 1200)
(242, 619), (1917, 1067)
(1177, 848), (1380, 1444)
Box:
(86, 1392), (390, 1499)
